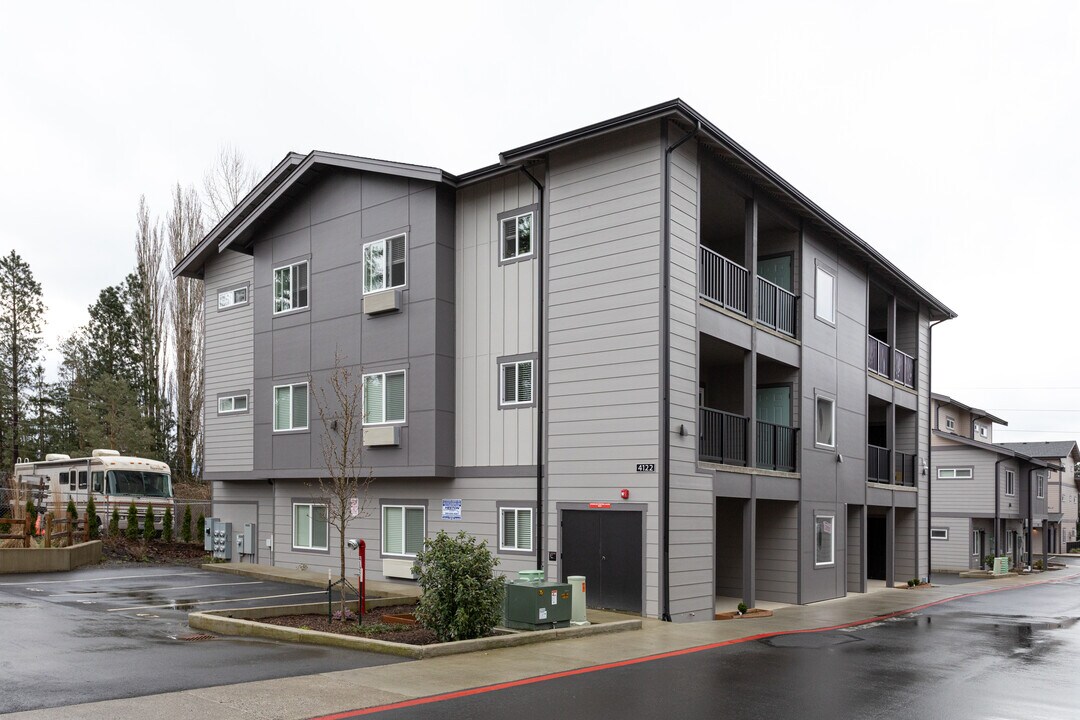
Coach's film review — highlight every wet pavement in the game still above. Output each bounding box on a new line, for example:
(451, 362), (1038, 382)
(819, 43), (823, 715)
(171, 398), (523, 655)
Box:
(370, 574), (1080, 720)
(0, 565), (400, 715)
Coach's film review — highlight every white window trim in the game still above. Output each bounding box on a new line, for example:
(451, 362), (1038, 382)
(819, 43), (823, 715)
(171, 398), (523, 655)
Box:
(814, 514), (835, 567)
(362, 370), (407, 426)
(382, 504), (425, 558)
(273, 260), (309, 315)
(937, 467), (973, 479)
(945, 416), (956, 431)
(499, 360), (534, 407)
(500, 211), (535, 262)
(218, 394), (248, 415)
(930, 528), (949, 540)
(1005, 469), (1016, 496)
(499, 507), (534, 552)
(972, 531), (981, 557)
(1037, 474), (1045, 499)
(273, 382), (308, 432)
(217, 286), (249, 310)
(362, 233), (408, 295)
(814, 265), (836, 324)
(815, 394), (836, 449)
(292, 502), (328, 550)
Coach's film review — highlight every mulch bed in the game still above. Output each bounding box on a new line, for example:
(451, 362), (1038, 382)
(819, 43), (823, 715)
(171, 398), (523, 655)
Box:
(102, 536), (210, 566)
(260, 604), (447, 645)
(715, 608), (774, 620)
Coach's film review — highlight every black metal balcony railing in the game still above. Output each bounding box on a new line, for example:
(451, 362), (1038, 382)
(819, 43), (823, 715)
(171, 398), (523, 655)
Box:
(699, 407), (748, 467)
(699, 247), (749, 317)
(893, 349), (915, 389)
(756, 277), (797, 337)
(868, 444), (891, 483)
(867, 336), (890, 378)
(895, 451), (916, 487)
(756, 421), (798, 473)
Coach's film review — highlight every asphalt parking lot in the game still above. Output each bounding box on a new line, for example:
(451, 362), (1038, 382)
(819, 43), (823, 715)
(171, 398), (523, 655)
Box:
(0, 564), (403, 714)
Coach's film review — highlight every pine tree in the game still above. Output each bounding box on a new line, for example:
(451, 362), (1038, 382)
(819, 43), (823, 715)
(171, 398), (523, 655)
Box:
(86, 495), (100, 539)
(181, 504), (192, 543)
(0, 251), (46, 468)
(109, 507), (120, 536)
(126, 502), (139, 540)
(161, 506), (172, 543)
(143, 505), (156, 541)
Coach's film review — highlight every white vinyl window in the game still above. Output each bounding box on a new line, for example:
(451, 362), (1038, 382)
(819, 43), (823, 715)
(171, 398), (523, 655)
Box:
(501, 212), (534, 261)
(1037, 473), (1045, 498)
(363, 234), (407, 294)
(814, 514), (835, 566)
(218, 394), (248, 414)
(382, 505), (425, 557)
(273, 383), (308, 431)
(500, 360), (534, 407)
(363, 371), (406, 425)
(815, 395), (836, 448)
(937, 468), (973, 479)
(972, 531), (981, 557)
(815, 266), (836, 324)
(930, 528), (949, 540)
(293, 503), (328, 550)
(945, 416), (956, 431)
(499, 507), (533, 552)
(1005, 469), (1016, 496)
(218, 286), (249, 310)
(273, 261), (309, 314)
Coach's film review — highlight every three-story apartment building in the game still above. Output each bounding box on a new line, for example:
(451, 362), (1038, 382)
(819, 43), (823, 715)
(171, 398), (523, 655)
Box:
(176, 100), (954, 620)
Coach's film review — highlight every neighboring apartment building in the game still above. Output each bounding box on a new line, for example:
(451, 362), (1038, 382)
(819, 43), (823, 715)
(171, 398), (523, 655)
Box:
(930, 394), (1054, 571)
(999, 441), (1080, 552)
(175, 100), (954, 621)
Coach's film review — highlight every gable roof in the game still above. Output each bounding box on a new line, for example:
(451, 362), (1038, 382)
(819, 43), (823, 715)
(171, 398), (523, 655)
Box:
(999, 441), (1080, 462)
(935, 431), (1053, 467)
(931, 392), (1008, 426)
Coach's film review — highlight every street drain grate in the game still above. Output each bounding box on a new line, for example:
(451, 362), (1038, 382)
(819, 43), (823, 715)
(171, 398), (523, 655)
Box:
(177, 634), (215, 642)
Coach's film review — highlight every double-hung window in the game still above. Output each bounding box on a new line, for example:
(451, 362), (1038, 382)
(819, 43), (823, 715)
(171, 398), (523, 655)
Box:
(273, 261), (308, 314)
(293, 503), (328, 550)
(218, 394), (248, 414)
(501, 211), (533, 261)
(500, 360), (533, 407)
(815, 395), (835, 448)
(499, 507), (533, 552)
(382, 505), (425, 557)
(273, 383), (308, 431)
(363, 371), (406, 424)
(1005, 469), (1016, 496)
(814, 514), (835, 566)
(363, 234), (407, 294)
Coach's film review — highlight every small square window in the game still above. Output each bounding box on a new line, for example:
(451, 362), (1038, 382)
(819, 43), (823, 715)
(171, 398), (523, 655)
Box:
(273, 383), (308, 431)
(815, 395), (835, 448)
(500, 360), (534, 407)
(501, 212), (533, 261)
(815, 266), (836, 324)
(363, 371), (406, 425)
(499, 507), (533, 552)
(364, 234), (407, 294)
(273, 262), (309, 314)
(814, 515), (835, 566)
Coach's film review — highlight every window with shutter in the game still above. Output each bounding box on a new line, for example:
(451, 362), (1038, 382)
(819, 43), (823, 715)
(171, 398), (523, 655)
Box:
(363, 371), (405, 424)
(364, 234), (407, 294)
(274, 383), (308, 431)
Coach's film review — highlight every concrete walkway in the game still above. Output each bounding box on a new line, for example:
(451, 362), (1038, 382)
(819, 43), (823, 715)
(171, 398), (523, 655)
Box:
(8, 566), (1078, 720)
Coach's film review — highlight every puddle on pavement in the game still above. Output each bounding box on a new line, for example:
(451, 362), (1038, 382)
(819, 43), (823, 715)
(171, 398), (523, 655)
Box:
(760, 632), (863, 649)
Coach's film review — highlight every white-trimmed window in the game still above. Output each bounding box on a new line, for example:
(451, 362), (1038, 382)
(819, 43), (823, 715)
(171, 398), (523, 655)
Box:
(382, 505), (425, 557)
(974, 421), (989, 439)
(363, 234), (406, 294)
(499, 507), (533, 552)
(815, 395), (835, 448)
(945, 416), (956, 432)
(814, 514), (835, 566)
(930, 528), (949, 540)
(937, 468), (973, 479)
(815, 266), (836, 324)
(500, 360), (534, 407)
(363, 371), (406, 425)
(218, 286), (249, 310)
(1037, 473), (1045, 498)
(273, 383), (308, 431)
(293, 503), (328, 550)
(273, 261), (309, 314)
(1005, 469), (1016, 496)
(501, 211), (533, 261)
(972, 531), (982, 557)
(218, 394), (248, 414)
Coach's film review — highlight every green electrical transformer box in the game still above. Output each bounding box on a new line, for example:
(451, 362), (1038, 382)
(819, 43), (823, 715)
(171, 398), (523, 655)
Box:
(503, 578), (572, 630)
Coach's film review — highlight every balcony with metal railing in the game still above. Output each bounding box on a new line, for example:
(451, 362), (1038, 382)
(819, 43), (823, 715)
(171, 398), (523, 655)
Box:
(867, 336), (890, 378)
(893, 349), (915, 388)
(699, 247), (799, 338)
(756, 276), (797, 337)
(867, 445), (917, 487)
(756, 421), (798, 472)
(699, 407), (749, 466)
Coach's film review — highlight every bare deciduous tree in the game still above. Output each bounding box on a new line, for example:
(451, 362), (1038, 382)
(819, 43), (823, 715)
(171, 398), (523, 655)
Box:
(167, 184), (204, 485)
(203, 144), (259, 225)
(134, 196), (170, 459)
(311, 351), (374, 606)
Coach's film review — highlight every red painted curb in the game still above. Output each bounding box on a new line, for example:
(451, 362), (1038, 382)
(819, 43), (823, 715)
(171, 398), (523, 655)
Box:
(308, 572), (1076, 719)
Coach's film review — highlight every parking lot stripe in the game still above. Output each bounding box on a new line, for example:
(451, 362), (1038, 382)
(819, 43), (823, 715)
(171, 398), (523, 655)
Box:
(48, 580), (264, 597)
(106, 590), (327, 612)
(0, 572), (203, 586)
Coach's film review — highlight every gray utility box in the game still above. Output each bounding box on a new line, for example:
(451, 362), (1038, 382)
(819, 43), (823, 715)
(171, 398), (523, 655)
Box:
(503, 573), (572, 630)
(204, 517), (219, 552)
(211, 519), (232, 560)
(239, 523), (257, 555)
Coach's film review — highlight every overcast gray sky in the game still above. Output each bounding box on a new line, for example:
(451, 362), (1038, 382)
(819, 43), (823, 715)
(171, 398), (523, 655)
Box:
(2, 1), (1077, 442)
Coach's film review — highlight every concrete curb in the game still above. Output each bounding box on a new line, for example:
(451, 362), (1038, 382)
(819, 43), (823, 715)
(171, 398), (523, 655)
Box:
(189, 603), (642, 659)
